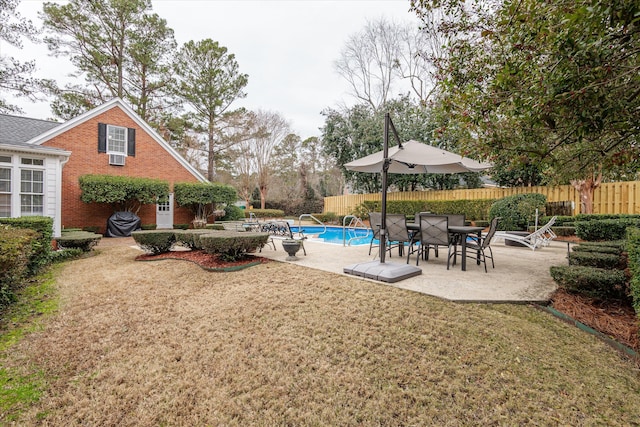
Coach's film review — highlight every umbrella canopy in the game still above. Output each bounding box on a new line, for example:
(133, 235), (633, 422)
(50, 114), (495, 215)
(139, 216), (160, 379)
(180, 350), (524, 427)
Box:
(344, 140), (492, 174)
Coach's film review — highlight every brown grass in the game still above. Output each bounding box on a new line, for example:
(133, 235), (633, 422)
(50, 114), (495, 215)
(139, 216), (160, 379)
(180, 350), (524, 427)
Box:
(5, 245), (640, 426)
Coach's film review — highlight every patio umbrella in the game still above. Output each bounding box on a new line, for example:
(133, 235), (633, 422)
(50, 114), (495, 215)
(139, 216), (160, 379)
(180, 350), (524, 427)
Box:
(343, 113), (493, 282)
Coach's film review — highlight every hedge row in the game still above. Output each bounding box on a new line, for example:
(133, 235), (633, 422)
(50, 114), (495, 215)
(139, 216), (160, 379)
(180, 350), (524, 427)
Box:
(244, 209), (285, 219)
(550, 237), (633, 302)
(132, 230), (270, 261)
(0, 216), (53, 274)
(574, 218), (640, 241)
(356, 199), (495, 221)
(627, 228), (640, 315)
(0, 227), (38, 306)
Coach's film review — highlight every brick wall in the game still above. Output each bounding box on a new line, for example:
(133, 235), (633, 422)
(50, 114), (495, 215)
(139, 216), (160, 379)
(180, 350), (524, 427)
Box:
(42, 106), (201, 233)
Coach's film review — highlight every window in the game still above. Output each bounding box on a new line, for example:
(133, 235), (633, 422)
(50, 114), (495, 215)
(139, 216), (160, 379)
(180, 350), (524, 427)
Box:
(20, 169), (44, 216)
(0, 155), (11, 163)
(0, 168), (10, 217)
(21, 158), (44, 166)
(98, 123), (135, 163)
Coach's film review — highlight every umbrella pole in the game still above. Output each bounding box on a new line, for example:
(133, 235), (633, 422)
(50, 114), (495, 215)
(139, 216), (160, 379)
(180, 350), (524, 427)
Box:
(380, 113), (390, 264)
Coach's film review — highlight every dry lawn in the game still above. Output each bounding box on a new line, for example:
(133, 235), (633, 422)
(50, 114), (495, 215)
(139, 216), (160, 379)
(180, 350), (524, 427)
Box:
(5, 244), (640, 426)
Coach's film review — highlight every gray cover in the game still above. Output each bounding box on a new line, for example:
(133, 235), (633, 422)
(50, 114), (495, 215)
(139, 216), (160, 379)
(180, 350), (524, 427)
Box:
(106, 211), (141, 237)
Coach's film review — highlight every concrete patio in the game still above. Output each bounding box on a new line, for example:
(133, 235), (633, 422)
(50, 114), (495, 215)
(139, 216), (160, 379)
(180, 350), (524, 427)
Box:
(257, 237), (569, 303)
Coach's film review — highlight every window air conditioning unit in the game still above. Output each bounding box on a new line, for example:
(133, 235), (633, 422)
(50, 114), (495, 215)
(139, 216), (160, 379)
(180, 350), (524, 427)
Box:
(109, 154), (126, 166)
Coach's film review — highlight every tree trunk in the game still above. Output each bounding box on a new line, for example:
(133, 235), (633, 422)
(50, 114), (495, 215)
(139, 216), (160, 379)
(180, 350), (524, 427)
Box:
(259, 185), (267, 209)
(570, 174), (602, 214)
(207, 127), (215, 181)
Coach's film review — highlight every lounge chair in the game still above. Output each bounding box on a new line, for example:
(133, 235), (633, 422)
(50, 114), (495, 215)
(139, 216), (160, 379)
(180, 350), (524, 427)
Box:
(492, 216), (558, 250)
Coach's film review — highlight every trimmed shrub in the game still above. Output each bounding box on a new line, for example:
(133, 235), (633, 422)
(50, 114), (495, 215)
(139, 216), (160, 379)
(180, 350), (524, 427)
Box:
(572, 245), (622, 255)
(245, 209), (285, 219)
(199, 231), (270, 261)
(550, 265), (628, 300)
(575, 218), (640, 241)
(489, 193), (547, 231)
(140, 224), (157, 230)
(0, 216), (53, 274)
(173, 224), (190, 230)
(49, 248), (84, 263)
(627, 227), (640, 315)
(205, 224), (225, 230)
(173, 230), (213, 250)
(577, 240), (626, 250)
(220, 205), (246, 221)
(568, 251), (623, 269)
(357, 199), (495, 221)
(131, 230), (176, 254)
(0, 227), (37, 305)
(57, 231), (102, 252)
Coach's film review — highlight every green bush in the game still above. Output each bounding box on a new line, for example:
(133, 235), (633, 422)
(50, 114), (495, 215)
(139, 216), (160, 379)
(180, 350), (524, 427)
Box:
(199, 231), (270, 261)
(574, 213), (640, 222)
(49, 248), (84, 263)
(205, 224), (225, 230)
(131, 230), (176, 254)
(577, 240), (626, 250)
(0, 227), (37, 306)
(568, 251), (623, 269)
(221, 205), (245, 221)
(245, 209), (285, 219)
(627, 227), (640, 316)
(140, 224), (157, 230)
(488, 193), (547, 231)
(173, 230), (213, 250)
(572, 245), (622, 255)
(550, 265), (628, 300)
(0, 216), (53, 274)
(174, 182), (237, 224)
(57, 231), (102, 252)
(575, 218), (640, 241)
(173, 223), (190, 230)
(79, 174), (169, 213)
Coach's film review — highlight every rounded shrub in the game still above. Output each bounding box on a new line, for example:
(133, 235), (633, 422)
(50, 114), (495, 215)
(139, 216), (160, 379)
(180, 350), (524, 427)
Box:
(131, 230), (176, 254)
(221, 205), (246, 221)
(489, 193), (547, 231)
(550, 265), (628, 300)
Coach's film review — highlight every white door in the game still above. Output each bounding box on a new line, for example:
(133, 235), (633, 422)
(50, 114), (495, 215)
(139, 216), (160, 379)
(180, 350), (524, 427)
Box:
(156, 193), (173, 229)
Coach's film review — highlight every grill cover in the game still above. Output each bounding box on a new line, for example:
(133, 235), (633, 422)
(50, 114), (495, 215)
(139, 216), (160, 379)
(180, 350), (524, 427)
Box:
(106, 211), (141, 237)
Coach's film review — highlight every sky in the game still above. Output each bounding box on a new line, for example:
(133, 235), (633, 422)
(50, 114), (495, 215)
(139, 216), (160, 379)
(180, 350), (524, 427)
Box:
(3, 0), (421, 139)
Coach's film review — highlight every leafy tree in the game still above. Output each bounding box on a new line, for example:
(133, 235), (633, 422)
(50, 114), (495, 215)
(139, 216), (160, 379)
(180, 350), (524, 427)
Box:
(171, 38), (248, 181)
(411, 0), (640, 212)
(322, 96), (481, 193)
(0, 0), (51, 113)
(79, 174), (169, 213)
(41, 0), (176, 121)
(174, 182), (237, 226)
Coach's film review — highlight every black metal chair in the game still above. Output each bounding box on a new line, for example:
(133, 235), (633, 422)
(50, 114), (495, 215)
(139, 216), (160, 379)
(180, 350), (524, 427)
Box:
(453, 217), (500, 272)
(407, 214), (450, 266)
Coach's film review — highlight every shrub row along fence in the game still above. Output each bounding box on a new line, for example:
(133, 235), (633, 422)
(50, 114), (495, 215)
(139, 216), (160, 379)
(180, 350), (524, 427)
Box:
(324, 180), (640, 217)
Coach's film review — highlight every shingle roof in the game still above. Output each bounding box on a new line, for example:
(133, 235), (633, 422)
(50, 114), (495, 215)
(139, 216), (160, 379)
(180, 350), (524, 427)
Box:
(0, 114), (60, 144)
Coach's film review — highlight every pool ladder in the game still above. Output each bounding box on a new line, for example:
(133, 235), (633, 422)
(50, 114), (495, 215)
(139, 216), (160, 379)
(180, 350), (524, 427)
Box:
(297, 214), (327, 239)
(342, 215), (371, 246)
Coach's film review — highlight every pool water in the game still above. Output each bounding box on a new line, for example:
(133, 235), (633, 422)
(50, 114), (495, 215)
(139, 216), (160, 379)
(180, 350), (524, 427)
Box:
(289, 226), (372, 246)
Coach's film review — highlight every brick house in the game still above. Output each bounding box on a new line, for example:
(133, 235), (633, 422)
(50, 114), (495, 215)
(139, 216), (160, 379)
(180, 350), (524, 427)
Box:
(0, 98), (207, 236)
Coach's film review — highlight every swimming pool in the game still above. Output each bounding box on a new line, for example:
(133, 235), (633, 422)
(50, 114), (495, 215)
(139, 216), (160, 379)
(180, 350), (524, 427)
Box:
(289, 226), (373, 246)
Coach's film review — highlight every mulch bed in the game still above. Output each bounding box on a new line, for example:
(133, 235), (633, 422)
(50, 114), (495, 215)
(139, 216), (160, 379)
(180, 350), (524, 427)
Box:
(135, 249), (271, 272)
(550, 288), (639, 351)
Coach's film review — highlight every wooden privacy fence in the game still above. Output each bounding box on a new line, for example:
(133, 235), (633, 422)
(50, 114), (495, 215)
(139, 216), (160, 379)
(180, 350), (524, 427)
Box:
(323, 181), (640, 217)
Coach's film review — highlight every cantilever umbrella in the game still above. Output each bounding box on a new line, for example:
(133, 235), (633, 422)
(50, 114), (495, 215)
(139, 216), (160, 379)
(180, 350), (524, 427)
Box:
(343, 114), (492, 283)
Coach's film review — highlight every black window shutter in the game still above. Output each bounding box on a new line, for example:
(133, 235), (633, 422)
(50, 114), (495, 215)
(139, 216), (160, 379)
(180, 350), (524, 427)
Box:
(98, 123), (107, 153)
(127, 128), (136, 157)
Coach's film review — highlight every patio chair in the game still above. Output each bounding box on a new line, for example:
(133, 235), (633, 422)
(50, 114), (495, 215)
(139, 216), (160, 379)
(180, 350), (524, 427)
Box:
(385, 214), (412, 258)
(368, 212), (382, 255)
(492, 216), (558, 251)
(406, 214), (450, 266)
(451, 217), (500, 272)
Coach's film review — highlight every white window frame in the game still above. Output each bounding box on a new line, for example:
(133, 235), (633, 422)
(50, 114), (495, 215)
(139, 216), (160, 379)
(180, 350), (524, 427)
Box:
(0, 166), (11, 218)
(107, 125), (128, 165)
(19, 157), (45, 216)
